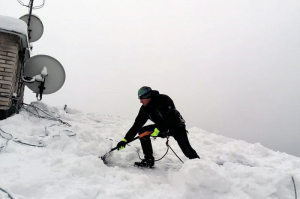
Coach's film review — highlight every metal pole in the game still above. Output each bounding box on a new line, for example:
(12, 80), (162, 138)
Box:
(27, 0), (34, 40)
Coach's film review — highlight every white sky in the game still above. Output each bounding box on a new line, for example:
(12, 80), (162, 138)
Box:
(1, 0), (300, 157)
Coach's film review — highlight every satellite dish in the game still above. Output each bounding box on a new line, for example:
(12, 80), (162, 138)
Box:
(19, 14), (44, 42)
(24, 55), (65, 98)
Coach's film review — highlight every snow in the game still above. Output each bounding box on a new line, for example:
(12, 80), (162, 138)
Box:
(0, 15), (28, 36)
(0, 102), (299, 199)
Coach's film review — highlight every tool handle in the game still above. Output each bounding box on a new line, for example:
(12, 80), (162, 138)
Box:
(109, 136), (139, 152)
(110, 131), (152, 152)
(139, 131), (152, 138)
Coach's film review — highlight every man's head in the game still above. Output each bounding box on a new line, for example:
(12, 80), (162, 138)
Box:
(138, 86), (152, 106)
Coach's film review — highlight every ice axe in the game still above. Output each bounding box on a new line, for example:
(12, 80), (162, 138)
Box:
(100, 131), (152, 164)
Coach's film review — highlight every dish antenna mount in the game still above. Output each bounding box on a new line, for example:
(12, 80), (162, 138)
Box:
(18, 0), (45, 42)
(17, 0), (66, 101)
(22, 55), (66, 101)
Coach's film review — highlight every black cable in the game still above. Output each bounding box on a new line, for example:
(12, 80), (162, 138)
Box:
(106, 138), (117, 142)
(17, 0), (28, 7)
(14, 140), (44, 147)
(0, 133), (10, 149)
(33, 0), (45, 9)
(292, 176), (297, 199)
(0, 143), (6, 149)
(52, 130), (76, 138)
(0, 125), (76, 149)
(23, 107), (56, 122)
(21, 103), (71, 127)
(0, 130), (12, 140)
(22, 103), (59, 118)
(16, 0), (45, 9)
(0, 103), (74, 149)
(58, 119), (71, 127)
(0, 187), (14, 199)
(21, 104), (53, 119)
(44, 124), (76, 138)
(4, 99), (69, 129)
(0, 128), (45, 148)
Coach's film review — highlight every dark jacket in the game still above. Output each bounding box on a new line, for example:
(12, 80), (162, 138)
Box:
(124, 90), (185, 141)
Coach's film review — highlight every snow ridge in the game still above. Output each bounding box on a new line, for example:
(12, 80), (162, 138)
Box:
(0, 102), (299, 199)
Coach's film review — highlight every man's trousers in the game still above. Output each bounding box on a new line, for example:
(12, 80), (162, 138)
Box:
(138, 124), (200, 160)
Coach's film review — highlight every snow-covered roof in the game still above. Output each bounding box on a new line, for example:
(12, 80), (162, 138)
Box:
(0, 15), (30, 60)
(0, 101), (299, 199)
(0, 15), (28, 36)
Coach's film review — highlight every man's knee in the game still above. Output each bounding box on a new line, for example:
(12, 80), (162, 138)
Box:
(139, 125), (156, 135)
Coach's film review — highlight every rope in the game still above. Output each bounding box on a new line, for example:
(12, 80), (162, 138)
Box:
(135, 137), (184, 163)
(292, 176), (297, 199)
(0, 187), (14, 199)
(168, 145), (184, 163)
(135, 145), (169, 162)
(154, 146), (169, 162)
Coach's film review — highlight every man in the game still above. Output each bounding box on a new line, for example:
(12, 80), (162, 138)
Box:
(117, 86), (200, 168)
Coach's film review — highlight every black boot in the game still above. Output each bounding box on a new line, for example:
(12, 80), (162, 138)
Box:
(134, 158), (154, 168)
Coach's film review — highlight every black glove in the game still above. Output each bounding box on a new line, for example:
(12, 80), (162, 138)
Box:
(116, 139), (127, 150)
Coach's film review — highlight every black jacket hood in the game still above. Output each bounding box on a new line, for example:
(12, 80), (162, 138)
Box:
(150, 90), (159, 99)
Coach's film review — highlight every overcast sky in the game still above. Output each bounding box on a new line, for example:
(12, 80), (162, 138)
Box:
(1, 0), (300, 157)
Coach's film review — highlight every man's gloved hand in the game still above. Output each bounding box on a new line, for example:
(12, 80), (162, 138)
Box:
(117, 138), (127, 150)
(151, 128), (169, 138)
(151, 128), (160, 137)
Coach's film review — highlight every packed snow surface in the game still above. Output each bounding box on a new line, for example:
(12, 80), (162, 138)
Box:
(0, 102), (299, 199)
(0, 15), (28, 36)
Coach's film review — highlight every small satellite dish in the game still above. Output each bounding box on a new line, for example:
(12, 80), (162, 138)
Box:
(19, 14), (44, 42)
(24, 55), (65, 98)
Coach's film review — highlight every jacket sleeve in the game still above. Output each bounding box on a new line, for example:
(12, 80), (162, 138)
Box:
(124, 107), (148, 141)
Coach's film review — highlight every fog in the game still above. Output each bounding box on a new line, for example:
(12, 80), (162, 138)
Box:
(1, 0), (300, 157)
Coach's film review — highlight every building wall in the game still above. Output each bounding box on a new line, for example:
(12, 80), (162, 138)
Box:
(0, 32), (23, 111)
